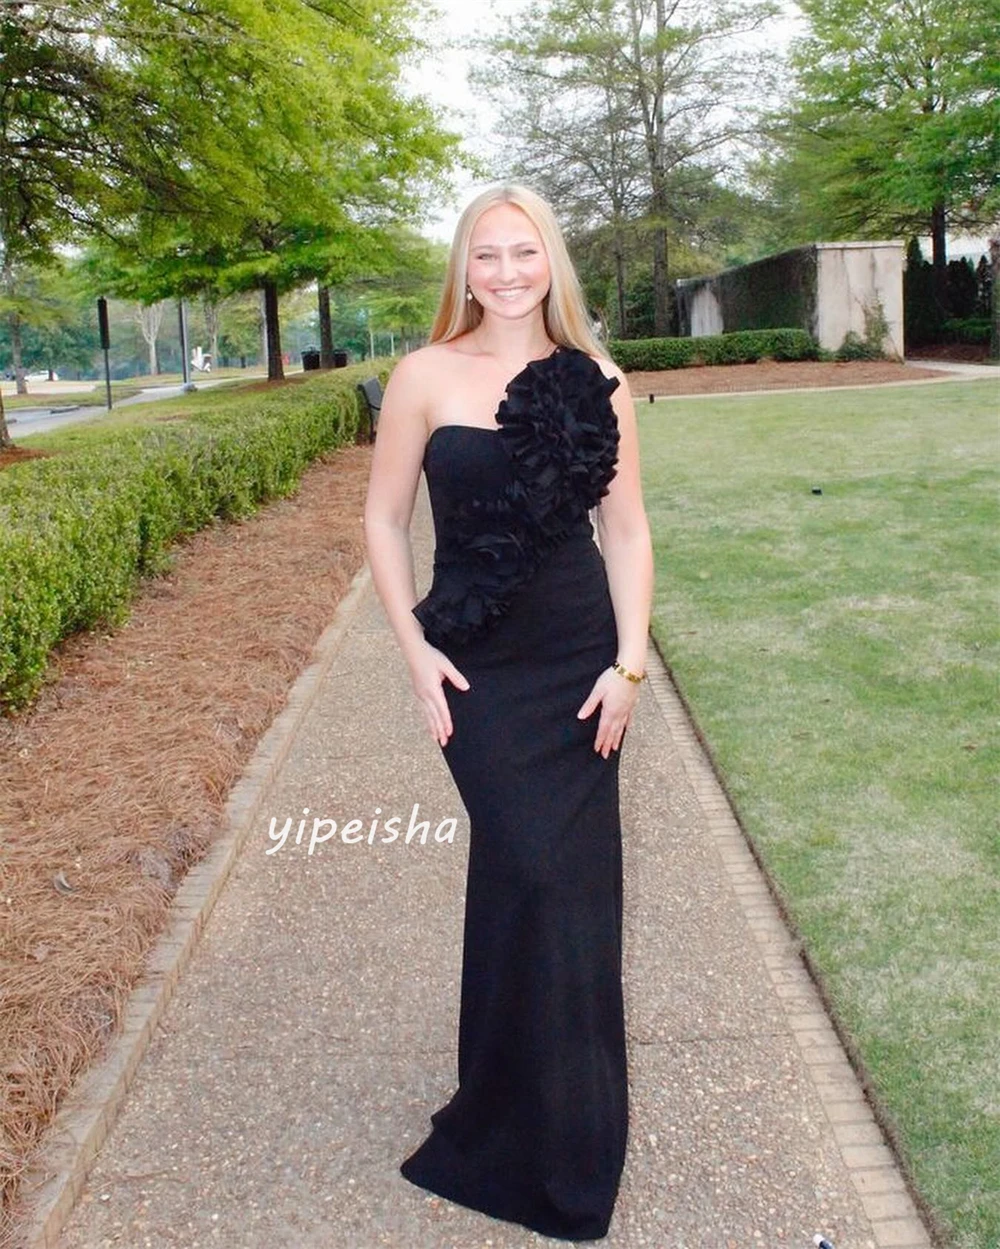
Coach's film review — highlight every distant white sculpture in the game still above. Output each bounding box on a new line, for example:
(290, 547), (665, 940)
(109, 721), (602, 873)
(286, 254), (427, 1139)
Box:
(191, 345), (212, 372)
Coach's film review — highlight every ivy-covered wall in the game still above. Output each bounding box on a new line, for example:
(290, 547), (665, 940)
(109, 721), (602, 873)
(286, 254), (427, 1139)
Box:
(675, 242), (905, 356)
(676, 245), (818, 339)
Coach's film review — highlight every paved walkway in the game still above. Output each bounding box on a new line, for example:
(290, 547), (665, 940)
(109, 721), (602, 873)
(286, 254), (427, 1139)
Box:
(902, 358), (997, 378)
(20, 484), (933, 1249)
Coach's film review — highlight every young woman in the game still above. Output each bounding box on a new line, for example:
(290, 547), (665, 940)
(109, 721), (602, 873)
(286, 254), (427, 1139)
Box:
(363, 182), (653, 1241)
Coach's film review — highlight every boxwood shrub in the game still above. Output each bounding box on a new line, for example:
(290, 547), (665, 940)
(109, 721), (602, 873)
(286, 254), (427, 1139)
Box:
(941, 317), (991, 345)
(0, 364), (388, 711)
(609, 328), (818, 371)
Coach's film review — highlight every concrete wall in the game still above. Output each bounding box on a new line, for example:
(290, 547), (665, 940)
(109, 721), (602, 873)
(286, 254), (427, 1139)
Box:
(816, 243), (904, 358)
(675, 241), (905, 357)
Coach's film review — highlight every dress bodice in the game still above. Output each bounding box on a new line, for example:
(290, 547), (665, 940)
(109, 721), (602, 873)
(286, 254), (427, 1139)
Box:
(421, 425), (513, 539)
(413, 345), (621, 647)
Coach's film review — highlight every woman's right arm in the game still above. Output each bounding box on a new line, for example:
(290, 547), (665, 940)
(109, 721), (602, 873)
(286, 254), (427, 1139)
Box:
(362, 352), (469, 745)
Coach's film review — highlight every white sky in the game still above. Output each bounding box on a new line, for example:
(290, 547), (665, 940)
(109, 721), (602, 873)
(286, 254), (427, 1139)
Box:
(402, 0), (807, 244)
(401, 0), (527, 242)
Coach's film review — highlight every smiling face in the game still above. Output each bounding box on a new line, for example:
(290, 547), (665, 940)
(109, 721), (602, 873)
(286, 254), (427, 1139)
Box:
(466, 203), (551, 322)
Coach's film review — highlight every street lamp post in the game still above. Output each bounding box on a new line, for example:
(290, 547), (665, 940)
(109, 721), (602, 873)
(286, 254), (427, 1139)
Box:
(178, 299), (195, 392)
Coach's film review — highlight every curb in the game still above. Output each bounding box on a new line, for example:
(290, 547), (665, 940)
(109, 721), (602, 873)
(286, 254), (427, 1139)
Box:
(16, 560), (374, 1249)
(643, 637), (939, 1249)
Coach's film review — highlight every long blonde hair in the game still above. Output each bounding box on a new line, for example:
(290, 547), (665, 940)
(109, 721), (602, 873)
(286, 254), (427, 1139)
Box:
(429, 183), (605, 358)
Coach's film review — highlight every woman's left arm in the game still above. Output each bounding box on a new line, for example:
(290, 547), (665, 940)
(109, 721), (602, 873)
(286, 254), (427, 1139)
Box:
(576, 359), (655, 756)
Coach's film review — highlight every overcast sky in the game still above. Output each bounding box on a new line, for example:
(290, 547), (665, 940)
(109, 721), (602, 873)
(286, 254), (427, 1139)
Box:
(400, 0), (526, 242)
(401, 0), (807, 244)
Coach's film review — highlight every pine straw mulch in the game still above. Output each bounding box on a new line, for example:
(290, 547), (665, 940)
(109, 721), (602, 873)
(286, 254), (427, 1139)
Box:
(0, 442), (373, 1247)
(0, 445), (52, 471)
(624, 357), (951, 396)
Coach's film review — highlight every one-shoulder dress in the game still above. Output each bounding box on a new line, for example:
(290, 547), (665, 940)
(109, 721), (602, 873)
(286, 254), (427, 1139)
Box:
(400, 344), (629, 1242)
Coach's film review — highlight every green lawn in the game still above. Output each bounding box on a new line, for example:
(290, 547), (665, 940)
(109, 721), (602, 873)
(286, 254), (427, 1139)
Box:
(641, 380), (999, 1248)
(1, 366), (268, 411)
(3, 380), (146, 409)
(9, 377), (285, 452)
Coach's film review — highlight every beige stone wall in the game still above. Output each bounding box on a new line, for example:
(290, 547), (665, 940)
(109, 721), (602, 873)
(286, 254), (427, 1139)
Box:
(815, 242), (904, 358)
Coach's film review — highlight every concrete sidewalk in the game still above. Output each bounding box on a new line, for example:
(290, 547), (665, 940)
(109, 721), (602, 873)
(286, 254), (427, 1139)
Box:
(21, 482), (933, 1249)
(902, 358), (997, 378)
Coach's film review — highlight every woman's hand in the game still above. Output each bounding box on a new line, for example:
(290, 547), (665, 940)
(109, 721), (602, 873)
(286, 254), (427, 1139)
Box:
(577, 667), (642, 758)
(408, 642), (470, 747)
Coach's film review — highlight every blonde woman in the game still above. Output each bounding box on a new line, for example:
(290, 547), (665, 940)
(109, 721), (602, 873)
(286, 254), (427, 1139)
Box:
(364, 183), (653, 1241)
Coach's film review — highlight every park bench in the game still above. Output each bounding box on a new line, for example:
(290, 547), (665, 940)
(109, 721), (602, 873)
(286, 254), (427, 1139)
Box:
(357, 377), (382, 444)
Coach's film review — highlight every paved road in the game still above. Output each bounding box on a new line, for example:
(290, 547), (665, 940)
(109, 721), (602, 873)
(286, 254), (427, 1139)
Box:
(6, 376), (262, 439)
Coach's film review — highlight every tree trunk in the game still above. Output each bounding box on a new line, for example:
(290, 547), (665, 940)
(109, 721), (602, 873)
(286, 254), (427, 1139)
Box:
(10, 313), (27, 395)
(651, 180), (671, 336)
(931, 199), (948, 316)
(263, 280), (284, 381)
(613, 234), (627, 338)
(990, 237), (1000, 363)
(202, 297), (220, 372)
(930, 201), (947, 270)
(136, 302), (165, 376)
(318, 285), (335, 368)
(0, 388), (12, 450)
(650, 0), (670, 337)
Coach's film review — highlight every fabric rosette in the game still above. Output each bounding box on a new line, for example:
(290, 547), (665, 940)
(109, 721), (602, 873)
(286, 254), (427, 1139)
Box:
(497, 347), (621, 534)
(413, 488), (537, 646)
(413, 347), (621, 647)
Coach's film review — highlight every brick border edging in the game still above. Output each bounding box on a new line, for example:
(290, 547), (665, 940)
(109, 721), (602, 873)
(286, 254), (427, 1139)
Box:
(15, 562), (374, 1249)
(642, 635), (941, 1249)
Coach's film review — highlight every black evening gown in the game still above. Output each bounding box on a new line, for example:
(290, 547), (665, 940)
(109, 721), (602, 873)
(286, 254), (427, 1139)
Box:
(400, 345), (629, 1242)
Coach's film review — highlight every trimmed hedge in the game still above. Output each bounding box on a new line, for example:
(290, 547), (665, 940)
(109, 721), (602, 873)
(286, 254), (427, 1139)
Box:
(942, 317), (991, 345)
(608, 328), (818, 372)
(0, 364), (389, 711)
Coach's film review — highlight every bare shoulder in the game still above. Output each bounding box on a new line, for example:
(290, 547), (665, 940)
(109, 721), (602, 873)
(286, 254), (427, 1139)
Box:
(385, 343), (435, 389)
(385, 341), (470, 392)
(381, 344), (441, 419)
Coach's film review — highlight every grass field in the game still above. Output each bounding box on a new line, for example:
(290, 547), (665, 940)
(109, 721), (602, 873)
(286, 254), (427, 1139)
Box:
(5, 372), (310, 453)
(2, 380), (146, 409)
(641, 380), (999, 1248)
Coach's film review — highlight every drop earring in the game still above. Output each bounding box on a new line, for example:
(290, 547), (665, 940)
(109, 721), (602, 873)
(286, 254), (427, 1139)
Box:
(466, 286), (474, 303)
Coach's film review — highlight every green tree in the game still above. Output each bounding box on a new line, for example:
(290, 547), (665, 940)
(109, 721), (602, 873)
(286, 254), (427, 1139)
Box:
(0, 258), (81, 394)
(1, 0), (460, 436)
(765, 0), (1000, 288)
(476, 0), (780, 335)
(349, 231), (446, 352)
(216, 293), (264, 368)
(0, 0), (209, 439)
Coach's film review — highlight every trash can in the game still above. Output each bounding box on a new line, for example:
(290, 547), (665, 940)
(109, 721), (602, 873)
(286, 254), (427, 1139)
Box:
(301, 349), (321, 371)
(333, 349), (348, 368)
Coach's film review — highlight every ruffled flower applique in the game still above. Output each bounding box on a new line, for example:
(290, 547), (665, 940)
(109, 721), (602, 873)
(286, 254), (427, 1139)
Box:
(497, 345), (620, 538)
(413, 346), (621, 647)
